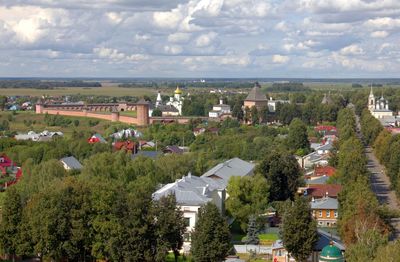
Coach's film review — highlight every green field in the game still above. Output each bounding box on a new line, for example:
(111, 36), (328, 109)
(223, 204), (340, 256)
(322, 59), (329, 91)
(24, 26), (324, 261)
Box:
(0, 111), (112, 137)
(0, 85), (155, 97)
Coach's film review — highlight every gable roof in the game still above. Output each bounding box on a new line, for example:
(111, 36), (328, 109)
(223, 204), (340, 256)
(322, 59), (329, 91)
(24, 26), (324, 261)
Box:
(245, 85), (267, 102)
(202, 157), (255, 187)
(60, 156), (83, 170)
(131, 150), (162, 160)
(163, 145), (184, 154)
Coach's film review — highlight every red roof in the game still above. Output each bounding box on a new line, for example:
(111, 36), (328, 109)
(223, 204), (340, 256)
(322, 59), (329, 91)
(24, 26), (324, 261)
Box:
(306, 184), (342, 198)
(314, 166), (336, 177)
(114, 141), (137, 152)
(0, 154), (13, 168)
(314, 125), (337, 132)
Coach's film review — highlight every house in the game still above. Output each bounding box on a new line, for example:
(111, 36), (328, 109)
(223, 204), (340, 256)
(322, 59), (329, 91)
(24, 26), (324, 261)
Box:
(316, 142), (333, 155)
(298, 152), (330, 169)
(163, 145), (184, 154)
(193, 128), (206, 136)
(0, 154), (22, 189)
(113, 140), (137, 153)
(15, 130), (64, 141)
(311, 197), (339, 227)
(304, 184), (342, 199)
(314, 125), (337, 134)
(267, 97), (290, 113)
(272, 229), (345, 262)
(209, 99), (231, 118)
(201, 157), (255, 188)
(88, 133), (107, 144)
(158, 105), (180, 116)
(152, 173), (226, 252)
(60, 156), (83, 170)
(139, 140), (156, 149)
(314, 166), (336, 178)
(306, 176), (330, 186)
(152, 157), (255, 251)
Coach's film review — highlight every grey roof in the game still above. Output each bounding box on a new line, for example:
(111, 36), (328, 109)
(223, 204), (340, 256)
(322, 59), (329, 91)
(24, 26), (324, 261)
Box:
(152, 173), (225, 206)
(315, 229), (345, 251)
(60, 156), (83, 170)
(131, 150), (162, 160)
(202, 157), (255, 187)
(311, 197), (338, 210)
(306, 176), (329, 185)
(245, 85), (267, 102)
(317, 142), (333, 151)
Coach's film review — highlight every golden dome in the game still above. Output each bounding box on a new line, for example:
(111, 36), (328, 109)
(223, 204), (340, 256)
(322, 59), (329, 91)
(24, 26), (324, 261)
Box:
(175, 87), (182, 95)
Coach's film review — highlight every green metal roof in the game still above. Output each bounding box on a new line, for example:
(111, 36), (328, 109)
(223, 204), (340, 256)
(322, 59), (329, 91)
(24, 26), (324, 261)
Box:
(319, 244), (344, 262)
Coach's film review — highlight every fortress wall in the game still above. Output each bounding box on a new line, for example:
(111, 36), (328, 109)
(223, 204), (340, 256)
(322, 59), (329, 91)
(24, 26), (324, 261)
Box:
(41, 109), (142, 125)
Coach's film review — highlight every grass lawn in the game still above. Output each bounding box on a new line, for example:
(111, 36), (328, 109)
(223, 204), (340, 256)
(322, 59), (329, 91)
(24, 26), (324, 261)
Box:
(0, 111), (111, 138)
(0, 86), (155, 97)
(259, 233), (279, 241)
(165, 253), (192, 262)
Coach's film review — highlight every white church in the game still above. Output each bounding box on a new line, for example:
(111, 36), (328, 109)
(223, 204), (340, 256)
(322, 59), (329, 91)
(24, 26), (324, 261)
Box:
(150, 87), (184, 117)
(368, 87), (399, 126)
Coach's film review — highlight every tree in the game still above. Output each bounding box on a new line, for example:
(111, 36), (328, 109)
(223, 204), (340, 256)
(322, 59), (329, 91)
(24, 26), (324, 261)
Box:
(0, 187), (23, 261)
(250, 106), (259, 125)
(232, 101), (244, 121)
(287, 118), (310, 152)
(152, 108), (162, 117)
(244, 106), (251, 124)
(257, 151), (302, 201)
(226, 175), (269, 230)
(280, 197), (318, 262)
(153, 195), (186, 262)
(244, 216), (259, 245)
(191, 203), (230, 262)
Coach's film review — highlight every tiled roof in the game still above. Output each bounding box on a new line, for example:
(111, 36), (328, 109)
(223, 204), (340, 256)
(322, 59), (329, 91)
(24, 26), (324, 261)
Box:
(314, 166), (336, 177)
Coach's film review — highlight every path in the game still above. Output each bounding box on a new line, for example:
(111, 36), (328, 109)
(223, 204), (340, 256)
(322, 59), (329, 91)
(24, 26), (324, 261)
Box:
(354, 111), (400, 241)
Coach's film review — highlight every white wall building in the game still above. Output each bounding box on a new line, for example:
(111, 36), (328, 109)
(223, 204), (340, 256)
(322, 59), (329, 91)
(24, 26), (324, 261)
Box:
(208, 98), (231, 118)
(166, 87), (184, 115)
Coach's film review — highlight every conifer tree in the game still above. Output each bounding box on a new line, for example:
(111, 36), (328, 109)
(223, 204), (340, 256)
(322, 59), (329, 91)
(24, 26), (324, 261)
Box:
(281, 197), (318, 262)
(191, 203), (230, 262)
(244, 215), (259, 245)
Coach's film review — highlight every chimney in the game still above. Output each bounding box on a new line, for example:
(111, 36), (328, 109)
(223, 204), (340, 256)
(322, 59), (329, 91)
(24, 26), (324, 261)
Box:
(188, 172), (192, 178)
(325, 191), (329, 198)
(220, 98), (223, 105)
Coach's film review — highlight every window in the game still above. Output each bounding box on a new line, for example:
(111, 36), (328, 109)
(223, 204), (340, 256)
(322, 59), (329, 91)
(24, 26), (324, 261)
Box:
(184, 233), (191, 242)
(0, 157), (4, 163)
(326, 210), (331, 218)
(334, 210), (338, 218)
(184, 217), (190, 227)
(319, 210), (322, 218)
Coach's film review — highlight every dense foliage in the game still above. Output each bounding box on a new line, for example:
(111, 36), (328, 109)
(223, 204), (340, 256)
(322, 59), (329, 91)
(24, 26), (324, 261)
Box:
(280, 197), (318, 262)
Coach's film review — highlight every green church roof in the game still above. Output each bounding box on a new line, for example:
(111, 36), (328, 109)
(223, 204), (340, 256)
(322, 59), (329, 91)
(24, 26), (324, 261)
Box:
(319, 243), (344, 262)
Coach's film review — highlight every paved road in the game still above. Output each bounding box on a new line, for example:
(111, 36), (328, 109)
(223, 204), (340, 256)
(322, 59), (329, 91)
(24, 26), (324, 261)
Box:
(355, 113), (400, 241)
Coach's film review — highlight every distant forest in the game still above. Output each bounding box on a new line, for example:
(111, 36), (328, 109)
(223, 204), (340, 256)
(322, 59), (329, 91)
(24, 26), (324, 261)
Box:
(0, 80), (102, 89)
(119, 81), (254, 89)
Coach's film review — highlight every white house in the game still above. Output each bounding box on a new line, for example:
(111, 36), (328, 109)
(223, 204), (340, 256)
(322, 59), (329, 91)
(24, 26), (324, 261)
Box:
(267, 97), (290, 113)
(209, 99), (231, 118)
(152, 157), (255, 251)
(15, 130), (63, 141)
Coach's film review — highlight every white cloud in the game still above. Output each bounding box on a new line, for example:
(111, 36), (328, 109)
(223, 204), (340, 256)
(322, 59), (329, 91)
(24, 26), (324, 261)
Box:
(370, 31), (389, 38)
(364, 17), (400, 30)
(195, 32), (217, 47)
(272, 55), (290, 64)
(339, 44), (364, 55)
(164, 45), (183, 55)
(168, 32), (191, 43)
(93, 47), (147, 62)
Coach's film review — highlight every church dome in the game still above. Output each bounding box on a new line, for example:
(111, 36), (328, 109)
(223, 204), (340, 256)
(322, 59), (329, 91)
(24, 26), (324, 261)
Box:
(174, 87), (182, 95)
(319, 243), (344, 262)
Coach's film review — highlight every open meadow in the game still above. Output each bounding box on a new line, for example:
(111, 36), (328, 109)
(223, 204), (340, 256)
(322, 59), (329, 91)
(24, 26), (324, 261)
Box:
(0, 85), (155, 97)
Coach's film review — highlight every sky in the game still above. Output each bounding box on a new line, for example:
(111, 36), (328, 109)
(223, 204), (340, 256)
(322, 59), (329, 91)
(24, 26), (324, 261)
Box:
(0, 0), (399, 78)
